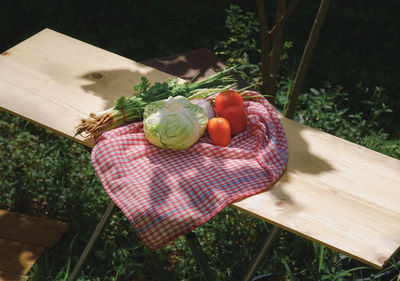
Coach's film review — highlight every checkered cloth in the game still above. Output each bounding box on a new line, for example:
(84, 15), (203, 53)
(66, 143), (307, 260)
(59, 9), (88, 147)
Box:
(91, 93), (288, 250)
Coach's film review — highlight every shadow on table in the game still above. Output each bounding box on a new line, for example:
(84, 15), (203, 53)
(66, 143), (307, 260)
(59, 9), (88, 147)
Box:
(78, 48), (227, 111)
(140, 48), (226, 82)
(266, 117), (334, 208)
(78, 48), (246, 120)
(79, 67), (172, 109)
(140, 48), (249, 89)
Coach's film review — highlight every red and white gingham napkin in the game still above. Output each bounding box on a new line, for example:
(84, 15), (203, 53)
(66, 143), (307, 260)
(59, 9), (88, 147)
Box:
(91, 93), (288, 250)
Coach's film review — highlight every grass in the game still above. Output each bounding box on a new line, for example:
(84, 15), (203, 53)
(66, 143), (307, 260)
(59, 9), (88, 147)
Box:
(1, 0), (400, 280)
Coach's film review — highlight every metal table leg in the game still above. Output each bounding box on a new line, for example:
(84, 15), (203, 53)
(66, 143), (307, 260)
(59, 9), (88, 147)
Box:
(241, 225), (281, 281)
(185, 231), (215, 281)
(68, 200), (116, 281)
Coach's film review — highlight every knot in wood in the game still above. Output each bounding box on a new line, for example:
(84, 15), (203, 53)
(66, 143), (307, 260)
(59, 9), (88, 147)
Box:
(90, 72), (103, 80)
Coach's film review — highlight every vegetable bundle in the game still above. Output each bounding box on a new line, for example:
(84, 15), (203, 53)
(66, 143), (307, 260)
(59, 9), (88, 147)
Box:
(75, 66), (238, 139)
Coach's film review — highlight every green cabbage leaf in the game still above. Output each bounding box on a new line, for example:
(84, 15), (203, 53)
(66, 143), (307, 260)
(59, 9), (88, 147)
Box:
(143, 96), (208, 150)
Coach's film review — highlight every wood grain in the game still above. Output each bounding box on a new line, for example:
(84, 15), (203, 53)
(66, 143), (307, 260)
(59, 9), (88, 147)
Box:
(1, 28), (399, 269)
(0, 210), (69, 248)
(0, 28), (179, 147)
(0, 210), (69, 280)
(232, 118), (400, 268)
(0, 238), (43, 275)
(0, 270), (27, 281)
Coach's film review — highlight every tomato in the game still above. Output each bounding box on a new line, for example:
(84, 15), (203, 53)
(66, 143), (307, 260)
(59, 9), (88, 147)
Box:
(207, 117), (231, 147)
(220, 105), (247, 135)
(214, 90), (243, 114)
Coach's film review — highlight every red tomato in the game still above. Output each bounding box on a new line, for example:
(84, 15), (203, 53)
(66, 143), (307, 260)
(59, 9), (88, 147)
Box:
(220, 105), (247, 135)
(207, 117), (231, 147)
(214, 90), (244, 114)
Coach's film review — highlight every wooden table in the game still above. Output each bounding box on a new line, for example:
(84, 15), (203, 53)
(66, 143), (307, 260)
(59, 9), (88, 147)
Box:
(1, 29), (399, 273)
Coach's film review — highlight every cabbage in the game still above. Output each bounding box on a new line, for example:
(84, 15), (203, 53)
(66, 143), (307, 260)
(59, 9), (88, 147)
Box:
(143, 96), (209, 150)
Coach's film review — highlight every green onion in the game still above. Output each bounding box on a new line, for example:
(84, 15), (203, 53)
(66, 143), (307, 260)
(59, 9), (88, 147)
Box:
(75, 66), (239, 139)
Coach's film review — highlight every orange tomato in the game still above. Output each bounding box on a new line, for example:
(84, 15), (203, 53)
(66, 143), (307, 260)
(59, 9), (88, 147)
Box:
(214, 90), (244, 114)
(207, 117), (231, 147)
(220, 105), (247, 135)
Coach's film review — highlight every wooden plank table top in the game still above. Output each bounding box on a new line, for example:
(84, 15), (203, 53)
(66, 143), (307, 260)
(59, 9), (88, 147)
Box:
(1, 28), (399, 269)
(0, 28), (178, 148)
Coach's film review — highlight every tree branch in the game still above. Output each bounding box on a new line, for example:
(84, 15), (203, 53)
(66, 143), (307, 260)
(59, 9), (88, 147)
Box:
(269, 0), (303, 38)
(268, 0), (286, 98)
(285, 0), (331, 119)
(256, 0), (273, 97)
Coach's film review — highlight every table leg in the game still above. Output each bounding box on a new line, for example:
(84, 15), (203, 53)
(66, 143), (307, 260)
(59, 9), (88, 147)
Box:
(185, 231), (216, 281)
(68, 200), (116, 281)
(147, 247), (173, 281)
(241, 225), (281, 281)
